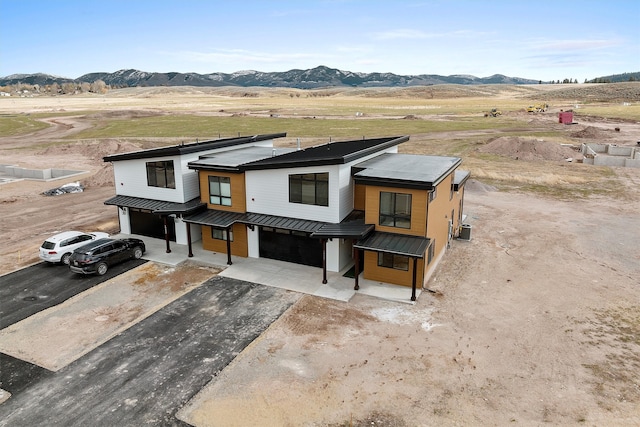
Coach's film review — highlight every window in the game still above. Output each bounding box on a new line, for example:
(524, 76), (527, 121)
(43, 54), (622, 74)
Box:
(146, 161), (176, 189)
(378, 253), (409, 271)
(209, 176), (231, 206)
(211, 228), (233, 241)
(430, 187), (437, 202)
(289, 173), (328, 206)
(427, 240), (435, 264)
(379, 192), (411, 229)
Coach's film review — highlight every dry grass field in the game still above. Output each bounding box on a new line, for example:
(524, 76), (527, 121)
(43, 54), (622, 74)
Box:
(1, 83), (639, 426)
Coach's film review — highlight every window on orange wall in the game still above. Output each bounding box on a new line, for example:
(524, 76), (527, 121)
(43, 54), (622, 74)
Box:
(209, 176), (231, 206)
(379, 191), (411, 229)
(211, 228), (233, 241)
(378, 252), (409, 271)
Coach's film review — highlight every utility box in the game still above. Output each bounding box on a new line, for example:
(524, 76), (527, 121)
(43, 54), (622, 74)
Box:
(558, 111), (574, 124)
(459, 224), (472, 241)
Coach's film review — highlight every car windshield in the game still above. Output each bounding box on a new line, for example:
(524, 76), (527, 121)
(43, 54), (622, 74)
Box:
(41, 241), (56, 250)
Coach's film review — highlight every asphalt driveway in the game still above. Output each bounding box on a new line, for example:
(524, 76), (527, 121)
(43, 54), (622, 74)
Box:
(0, 260), (146, 329)
(0, 276), (300, 426)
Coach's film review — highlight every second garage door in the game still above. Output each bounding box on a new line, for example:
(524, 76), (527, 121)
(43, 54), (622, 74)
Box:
(258, 227), (322, 267)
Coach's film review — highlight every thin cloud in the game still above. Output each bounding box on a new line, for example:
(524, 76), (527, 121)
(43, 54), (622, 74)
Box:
(529, 38), (623, 51)
(371, 28), (491, 41)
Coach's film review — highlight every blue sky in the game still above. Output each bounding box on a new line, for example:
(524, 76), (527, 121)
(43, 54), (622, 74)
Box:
(1, 0), (638, 82)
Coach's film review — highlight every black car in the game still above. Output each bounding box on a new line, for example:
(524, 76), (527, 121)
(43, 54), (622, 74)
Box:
(69, 238), (145, 275)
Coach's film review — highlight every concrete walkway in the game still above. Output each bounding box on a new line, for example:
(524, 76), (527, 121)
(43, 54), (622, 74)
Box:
(117, 234), (420, 304)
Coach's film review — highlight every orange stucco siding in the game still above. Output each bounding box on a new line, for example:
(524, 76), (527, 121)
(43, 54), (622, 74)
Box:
(201, 223), (248, 257)
(198, 171), (246, 213)
(353, 183), (366, 211)
(363, 185), (428, 236)
(360, 172), (460, 287)
(423, 174), (460, 282)
(362, 252), (425, 287)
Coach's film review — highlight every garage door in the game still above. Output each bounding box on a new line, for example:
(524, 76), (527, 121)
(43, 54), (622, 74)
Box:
(130, 209), (176, 241)
(259, 227), (322, 267)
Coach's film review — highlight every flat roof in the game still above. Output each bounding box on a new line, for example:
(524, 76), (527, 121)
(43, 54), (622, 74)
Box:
(188, 146), (296, 172)
(239, 136), (410, 170)
(453, 170), (471, 190)
(353, 153), (462, 190)
(104, 133), (287, 162)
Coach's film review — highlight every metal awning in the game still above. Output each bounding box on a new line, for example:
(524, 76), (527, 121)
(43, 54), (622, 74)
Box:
(183, 210), (326, 233)
(241, 212), (325, 233)
(311, 221), (375, 239)
(183, 209), (245, 228)
(354, 231), (430, 258)
(104, 195), (205, 214)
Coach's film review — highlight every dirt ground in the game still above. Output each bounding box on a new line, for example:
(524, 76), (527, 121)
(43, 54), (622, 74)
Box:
(1, 90), (640, 426)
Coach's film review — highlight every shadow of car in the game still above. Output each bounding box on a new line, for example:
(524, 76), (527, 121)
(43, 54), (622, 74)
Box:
(39, 231), (110, 265)
(69, 238), (145, 276)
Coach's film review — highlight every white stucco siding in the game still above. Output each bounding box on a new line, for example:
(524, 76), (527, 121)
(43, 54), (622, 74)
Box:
(245, 165), (343, 223)
(247, 226), (259, 258)
(337, 165), (354, 221)
(111, 155), (204, 203)
(118, 209), (131, 234)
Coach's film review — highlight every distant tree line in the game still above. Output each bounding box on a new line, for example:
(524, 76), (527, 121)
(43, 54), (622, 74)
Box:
(586, 72), (639, 83)
(544, 79), (579, 84)
(0, 80), (109, 95)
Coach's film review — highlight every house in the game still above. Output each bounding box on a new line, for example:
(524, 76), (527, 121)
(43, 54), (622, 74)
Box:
(103, 134), (469, 300)
(103, 133), (287, 253)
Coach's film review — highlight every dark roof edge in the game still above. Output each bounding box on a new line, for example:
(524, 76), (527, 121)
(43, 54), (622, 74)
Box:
(103, 133), (287, 162)
(342, 135), (409, 163)
(241, 135), (409, 171)
(353, 177), (434, 190)
(432, 158), (463, 187)
(453, 170), (471, 190)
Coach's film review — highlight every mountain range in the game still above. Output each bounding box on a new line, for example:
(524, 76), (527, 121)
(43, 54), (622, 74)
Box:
(0, 65), (543, 89)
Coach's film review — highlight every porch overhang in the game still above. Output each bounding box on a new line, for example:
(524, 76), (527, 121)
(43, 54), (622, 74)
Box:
(104, 195), (205, 215)
(353, 231), (430, 302)
(183, 210), (327, 233)
(353, 231), (430, 258)
(310, 222), (375, 239)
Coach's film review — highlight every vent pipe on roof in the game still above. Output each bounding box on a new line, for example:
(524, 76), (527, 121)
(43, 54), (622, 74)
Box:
(297, 138), (300, 150)
(272, 148), (276, 157)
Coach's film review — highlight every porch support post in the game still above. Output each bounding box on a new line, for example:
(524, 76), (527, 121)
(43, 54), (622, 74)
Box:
(226, 226), (232, 265)
(321, 239), (327, 284)
(411, 257), (418, 301)
(163, 216), (171, 253)
(354, 248), (360, 291)
(186, 221), (193, 257)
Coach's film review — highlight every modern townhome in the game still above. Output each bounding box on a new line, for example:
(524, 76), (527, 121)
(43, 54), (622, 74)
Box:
(103, 133), (469, 300)
(103, 133), (287, 252)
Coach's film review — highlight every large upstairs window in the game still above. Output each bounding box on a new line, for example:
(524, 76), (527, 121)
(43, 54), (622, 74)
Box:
(146, 160), (175, 189)
(379, 191), (411, 229)
(289, 172), (329, 206)
(209, 176), (231, 206)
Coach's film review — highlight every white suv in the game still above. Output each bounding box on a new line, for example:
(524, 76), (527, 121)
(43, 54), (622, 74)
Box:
(39, 231), (110, 265)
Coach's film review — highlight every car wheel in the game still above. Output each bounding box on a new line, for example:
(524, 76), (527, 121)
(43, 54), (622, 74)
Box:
(96, 262), (108, 276)
(133, 246), (143, 259)
(61, 253), (72, 265)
